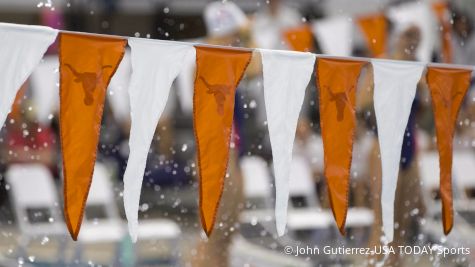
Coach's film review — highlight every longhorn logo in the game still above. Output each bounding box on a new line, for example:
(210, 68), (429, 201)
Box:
(325, 85), (355, 121)
(64, 63), (112, 105)
(200, 76), (232, 116)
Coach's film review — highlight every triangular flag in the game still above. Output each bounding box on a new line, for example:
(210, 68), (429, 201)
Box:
(259, 49), (316, 236)
(317, 58), (366, 234)
(311, 17), (353, 57)
(0, 23), (57, 127)
(59, 32), (127, 240)
(387, 2), (436, 62)
(123, 38), (194, 242)
(193, 46), (252, 236)
(283, 25), (315, 52)
(357, 14), (387, 57)
(30, 55), (59, 125)
(372, 60), (425, 243)
(426, 66), (472, 235)
(432, 2), (453, 63)
(107, 50), (132, 123)
(176, 46), (197, 114)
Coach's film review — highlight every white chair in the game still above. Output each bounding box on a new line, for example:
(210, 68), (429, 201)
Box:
(453, 151), (475, 202)
(419, 152), (443, 210)
(287, 208), (333, 230)
(289, 151), (373, 240)
(64, 163), (127, 266)
(419, 151), (473, 208)
(6, 164), (67, 261)
(229, 235), (313, 267)
(6, 164), (66, 238)
(420, 151), (475, 249)
(134, 219), (181, 266)
(240, 156), (273, 209)
(288, 155), (319, 209)
(77, 163), (181, 265)
(78, 163), (125, 244)
(344, 207), (374, 246)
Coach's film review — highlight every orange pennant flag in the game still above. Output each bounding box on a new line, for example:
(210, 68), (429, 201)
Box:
(283, 24), (315, 52)
(357, 14), (388, 58)
(193, 46), (251, 236)
(432, 2), (453, 63)
(426, 66), (471, 235)
(317, 58), (366, 234)
(59, 32), (126, 240)
(9, 82), (28, 121)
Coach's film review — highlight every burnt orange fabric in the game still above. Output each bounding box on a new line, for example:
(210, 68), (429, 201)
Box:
(317, 58), (366, 234)
(59, 32), (126, 240)
(10, 81), (28, 121)
(357, 14), (387, 58)
(432, 2), (453, 63)
(426, 66), (471, 235)
(193, 46), (251, 236)
(283, 24), (315, 52)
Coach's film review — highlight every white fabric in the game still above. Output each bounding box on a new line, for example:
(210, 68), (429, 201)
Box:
(259, 49), (316, 236)
(107, 50), (132, 122)
(0, 23), (57, 127)
(123, 38), (194, 242)
(204, 1), (248, 37)
(175, 45), (196, 114)
(372, 60), (424, 243)
(30, 55), (59, 124)
(387, 2), (436, 62)
(311, 16), (353, 57)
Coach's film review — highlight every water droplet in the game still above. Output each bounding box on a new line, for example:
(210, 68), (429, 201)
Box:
(41, 236), (50, 245)
(181, 144), (188, 152)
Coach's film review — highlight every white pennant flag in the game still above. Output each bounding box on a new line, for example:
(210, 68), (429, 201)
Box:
(259, 49), (316, 236)
(123, 38), (194, 242)
(387, 2), (436, 62)
(311, 16), (353, 57)
(0, 23), (57, 126)
(30, 55), (59, 125)
(108, 50), (132, 123)
(175, 46), (196, 114)
(372, 60), (424, 243)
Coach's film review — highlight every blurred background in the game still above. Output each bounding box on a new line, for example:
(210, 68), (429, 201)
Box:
(1, 0), (475, 266)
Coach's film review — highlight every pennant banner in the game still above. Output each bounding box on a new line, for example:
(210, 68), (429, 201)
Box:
(123, 38), (194, 242)
(176, 47), (197, 114)
(30, 56), (59, 125)
(0, 23), (57, 127)
(387, 2), (436, 62)
(107, 50), (132, 122)
(357, 14), (387, 58)
(432, 2), (453, 63)
(372, 60), (424, 242)
(426, 66), (472, 235)
(317, 58), (366, 234)
(59, 32), (127, 240)
(259, 49), (316, 236)
(1, 22), (474, 240)
(193, 46), (252, 236)
(312, 17), (353, 57)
